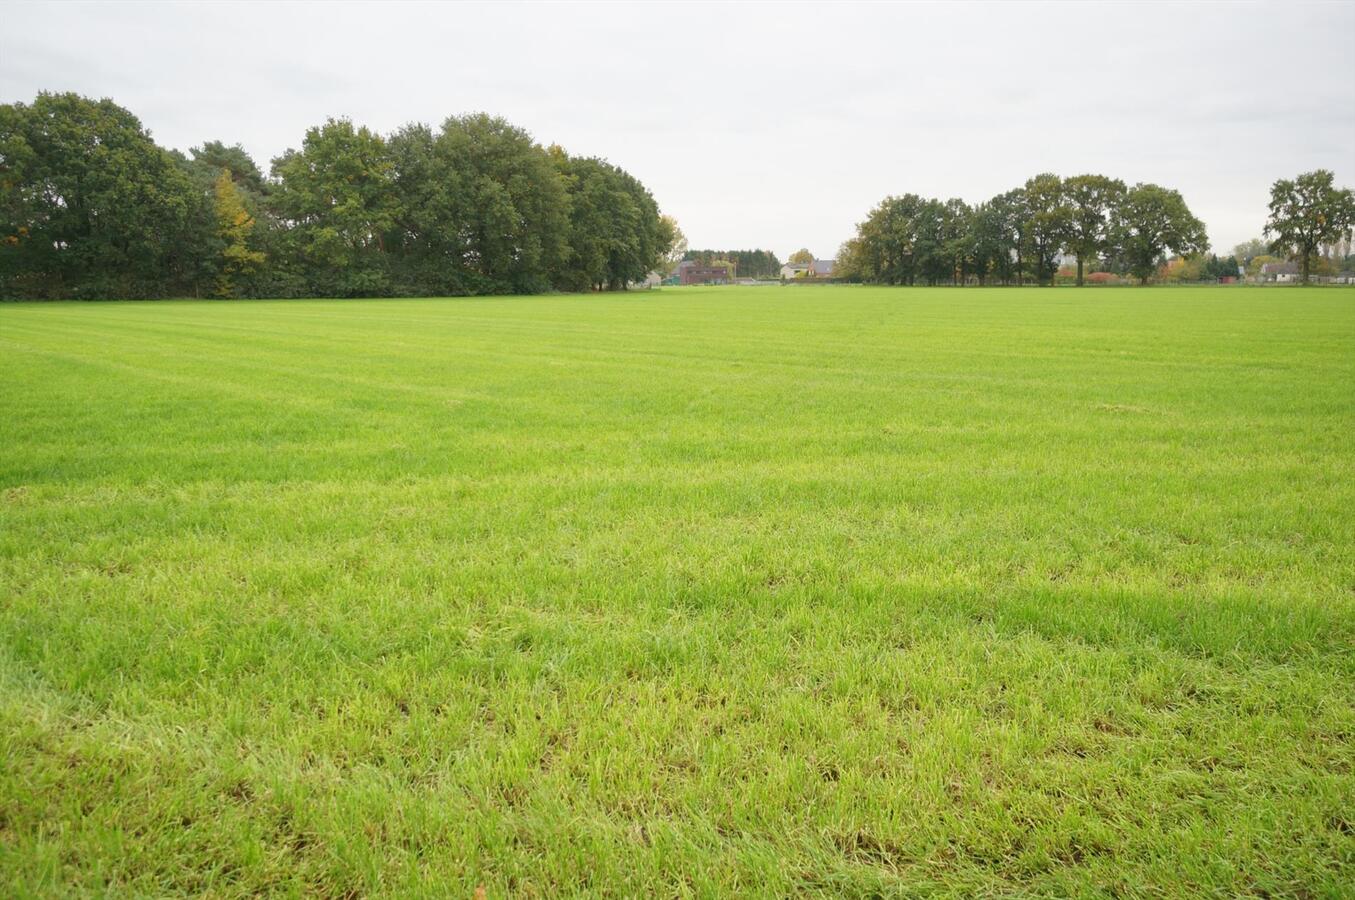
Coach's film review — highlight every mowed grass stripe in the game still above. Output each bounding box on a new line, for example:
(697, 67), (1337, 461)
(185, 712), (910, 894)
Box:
(1, 286), (1353, 895)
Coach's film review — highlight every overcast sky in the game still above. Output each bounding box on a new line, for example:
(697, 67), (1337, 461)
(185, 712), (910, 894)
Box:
(4, 1), (1353, 259)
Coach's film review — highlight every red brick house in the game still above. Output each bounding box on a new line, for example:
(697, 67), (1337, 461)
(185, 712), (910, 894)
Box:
(676, 260), (730, 285)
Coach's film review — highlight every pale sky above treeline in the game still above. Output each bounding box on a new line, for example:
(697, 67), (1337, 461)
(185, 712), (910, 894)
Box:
(3, 0), (1353, 259)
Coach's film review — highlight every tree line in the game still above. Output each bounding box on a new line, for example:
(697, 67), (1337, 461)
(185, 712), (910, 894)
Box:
(0, 93), (679, 300)
(836, 174), (1210, 286)
(837, 170), (1354, 286)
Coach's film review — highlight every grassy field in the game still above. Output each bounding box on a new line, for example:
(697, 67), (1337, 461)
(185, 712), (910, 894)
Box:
(1, 285), (1352, 896)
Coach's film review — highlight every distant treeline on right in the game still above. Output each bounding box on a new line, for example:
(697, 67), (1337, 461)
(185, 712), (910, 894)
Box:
(835, 171), (1355, 286)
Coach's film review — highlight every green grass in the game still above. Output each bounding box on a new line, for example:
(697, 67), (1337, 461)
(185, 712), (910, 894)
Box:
(1, 285), (1352, 896)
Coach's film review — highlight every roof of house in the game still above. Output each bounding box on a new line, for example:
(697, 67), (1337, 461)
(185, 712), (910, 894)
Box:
(1261, 261), (1299, 274)
(812, 259), (835, 275)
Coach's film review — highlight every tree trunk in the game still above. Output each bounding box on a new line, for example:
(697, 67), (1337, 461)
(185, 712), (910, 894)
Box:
(1076, 256), (1084, 287)
(1302, 252), (1310, 284)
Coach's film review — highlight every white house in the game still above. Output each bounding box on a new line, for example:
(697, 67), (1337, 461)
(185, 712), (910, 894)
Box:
(1259, 261), (1300, 283)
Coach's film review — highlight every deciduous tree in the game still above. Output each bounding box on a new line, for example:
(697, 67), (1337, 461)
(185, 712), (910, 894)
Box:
(271, 118), (395, 297)
(1264, 170), (1355, 283)
(657, 216), (686, 277)
(1063, 174), (1125, 286)
(213, 170), (265, 297)
(0, 93), (199, 299)
(1024, 173), (1071, 286)
(1113, 183), (1208, 285)
(438, 114), (570, 293)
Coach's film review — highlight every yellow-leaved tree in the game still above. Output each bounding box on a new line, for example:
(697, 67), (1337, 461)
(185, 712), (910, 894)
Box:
(214, 170), (265, 297)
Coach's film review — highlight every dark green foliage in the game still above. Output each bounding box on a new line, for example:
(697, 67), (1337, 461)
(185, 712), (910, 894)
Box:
(980, 191), (1027, 285)
(0, 94), (674, 300)
(170, 142), (274, 299)
(0, 93), (202, 299)
(192, 140), (267, 194)
(1063, 174), (1125, 286)
(845, 174), (1208, 287)
(434, 114), (570, 295)
(553, 149), (665, 292)
(1202, 254), (1241, 280)
(269, 118), (396, 298)
(1114, 183), (1209, 284)
(849, 194), (977, 286)
(1023, 174), (1070, 286)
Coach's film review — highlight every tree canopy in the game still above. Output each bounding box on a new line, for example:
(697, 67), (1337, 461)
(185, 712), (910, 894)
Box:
(1264, 169), (1355, 283)
(1114, 183), (1209, 284)
(5, 91), (1340, 298)
(840, 173), (1210, 286)
(0, 93), (678, 299)
(0, 93), (200, 298)
(1064, 174), (1125, 286)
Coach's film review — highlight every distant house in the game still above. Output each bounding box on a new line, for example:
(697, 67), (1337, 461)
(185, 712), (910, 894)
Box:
(780, 259), (835, 280)
(1259, 261), (1300, 283)
(676, 260), (730, 285)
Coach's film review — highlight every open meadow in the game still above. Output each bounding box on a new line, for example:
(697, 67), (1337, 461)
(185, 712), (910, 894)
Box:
(1, 285), (1353, 896)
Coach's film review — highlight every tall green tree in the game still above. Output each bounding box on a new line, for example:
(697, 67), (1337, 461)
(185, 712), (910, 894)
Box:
(997, 188), (1032, 285)
(1202, 254), (1240, 280)
(1023, 173), (1070, 286)
(553, 151), (667, 291)
(978, 191), (1025, 285)
(788, 248), (814, 265)
(385, 122), (473, 296)
(940, 198), (972, 285)
(436, 114), (570, 294)
(972, 197), (1030, 286)
(855, 194), (928, 285)
(1113, 183), (1208, 284)
(912, 198), (956, 285)
(0, 92), (199, 299)
(1063, 174), (1125, 286)
(271, 118), (395, 297)
(1264, 170), (1355, 283)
